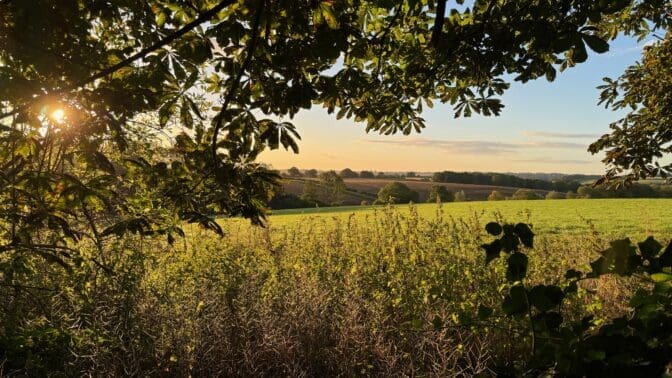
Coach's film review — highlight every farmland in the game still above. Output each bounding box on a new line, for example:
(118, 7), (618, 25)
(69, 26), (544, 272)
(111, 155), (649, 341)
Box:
(4, 198), (672, 375)
(281, 177), (550, 205)
(258, 198), (672, 237)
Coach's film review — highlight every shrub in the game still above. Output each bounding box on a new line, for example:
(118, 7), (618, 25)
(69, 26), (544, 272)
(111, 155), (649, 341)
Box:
(487, 190), (505, 201)
(454, 190), (467, 202)
(427, 185), (454, 203)
(511, 188), (541, 200)
(377, 182), (419, 204)
(287, 166), (303, 177)
(340, 168), (359, 178)
(545, 191), (565, 200)
(480, 222), (672, 376)
(360, 200), (369, 206)
(268, 193), (313, 209)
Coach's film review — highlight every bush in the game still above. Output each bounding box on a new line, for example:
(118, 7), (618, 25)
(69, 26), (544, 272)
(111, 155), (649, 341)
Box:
(268, 193), (313, 209)
(487, 190), (505, 201)
(511, 188), (541, 200)
(377, 182), (419, 204)
(340, 168), (359, 178)
(480, 222), (672, 376)
(454, 190), (467, 202)
(360, 200), (369, 206)
(427, 185), (454, 203)
(286, 166), (303, 177)
(545, 191), (565, 200)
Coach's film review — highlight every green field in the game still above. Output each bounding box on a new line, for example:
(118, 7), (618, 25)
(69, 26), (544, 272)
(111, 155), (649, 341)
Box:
(8, 198), (672, 375)
(259, 198), (672, 237)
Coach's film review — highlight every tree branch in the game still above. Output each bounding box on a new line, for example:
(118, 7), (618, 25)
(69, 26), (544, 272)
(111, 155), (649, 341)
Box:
(430, 0), (447, 47)
(211, 0), (266, 162)
(0, 0), (236, 121)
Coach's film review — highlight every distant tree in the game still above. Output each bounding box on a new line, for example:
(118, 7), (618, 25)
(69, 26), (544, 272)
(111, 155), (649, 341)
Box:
(566, 191), (579, 199)
(577, 186), (603, 198)
(359, 170), (375, 178)
(377, 182), (419, 204)
(301, 181), (322, 205)
(487, 190), (506, 201)
(268, 193), (312, 209)
(360, 200), (370, 206)
(545, 191), (566, 200)
(320, 170), (346, 205)
(454, 190), (467, 202)
(376, 172), (387, 179)
(340, 168), (359, 178)
(287, 166), (303, 177)
(304, 169), (319, 178)
(512, 189), (542, 200)
(407, 172), (416, 178)
(427, 185), (454, 203)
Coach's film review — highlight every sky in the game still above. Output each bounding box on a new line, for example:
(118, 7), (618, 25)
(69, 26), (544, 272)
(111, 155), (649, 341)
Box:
(259, 36), (652, 175)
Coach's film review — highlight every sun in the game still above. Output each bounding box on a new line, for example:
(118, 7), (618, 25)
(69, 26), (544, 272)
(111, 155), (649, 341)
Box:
(51, 108), (66, 123)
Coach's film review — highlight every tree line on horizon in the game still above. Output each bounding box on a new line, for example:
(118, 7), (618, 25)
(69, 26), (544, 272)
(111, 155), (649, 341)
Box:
(269, 175), (672, 210)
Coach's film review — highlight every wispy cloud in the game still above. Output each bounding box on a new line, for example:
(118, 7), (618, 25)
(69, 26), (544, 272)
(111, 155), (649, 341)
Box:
(522, 131), (600, 139)
(603, 39), (656, 58)
(359, 137), (586, 156)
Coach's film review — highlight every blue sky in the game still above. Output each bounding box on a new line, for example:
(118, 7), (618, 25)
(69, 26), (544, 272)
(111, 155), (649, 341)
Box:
(260, 36), (650, 174)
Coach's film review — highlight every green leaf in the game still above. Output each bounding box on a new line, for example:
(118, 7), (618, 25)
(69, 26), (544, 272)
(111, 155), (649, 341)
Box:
(481, 240), (502, 265)
(529, 285), (564, 312)
(319, 2), (340, 29)
(638, 236), (662, 260)
(582, 34), (610, 53)
(590, 238), (639, 276)
(502, 285), (528, 316)
(565, 269), (582, 280)
(485, 222), (502, 236)
(500, 233), (520, 253)
(660, 241), (672, 268)
(514, 223), (534, 248)
(572, 42), (588, 63)
(506, 252), (528, 282)
(651, 273), (672, 283)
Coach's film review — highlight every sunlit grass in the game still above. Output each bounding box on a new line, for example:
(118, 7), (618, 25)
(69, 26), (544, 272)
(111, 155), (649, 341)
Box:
(245, 198), (672, 238)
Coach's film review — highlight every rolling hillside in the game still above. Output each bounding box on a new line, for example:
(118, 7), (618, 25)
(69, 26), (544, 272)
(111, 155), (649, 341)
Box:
(281, 178), (550, 205)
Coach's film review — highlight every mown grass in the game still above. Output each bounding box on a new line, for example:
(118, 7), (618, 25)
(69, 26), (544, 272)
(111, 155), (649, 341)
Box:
(2, 199), (670, 375)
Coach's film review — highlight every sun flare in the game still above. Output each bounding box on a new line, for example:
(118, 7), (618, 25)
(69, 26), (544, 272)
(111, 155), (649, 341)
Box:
(51, 108), (65, 123)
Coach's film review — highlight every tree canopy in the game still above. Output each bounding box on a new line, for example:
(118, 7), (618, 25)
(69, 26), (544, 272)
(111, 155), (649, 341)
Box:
(590, 34), (672, 185)
(377, 182), (419, 204)
(0, 0), (670, 255)
(427, 184), (454, 203)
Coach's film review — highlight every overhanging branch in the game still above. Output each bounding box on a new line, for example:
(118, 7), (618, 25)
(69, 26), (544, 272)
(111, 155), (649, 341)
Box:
(0, 0), (236, 121)
(211, 0), (266, 162)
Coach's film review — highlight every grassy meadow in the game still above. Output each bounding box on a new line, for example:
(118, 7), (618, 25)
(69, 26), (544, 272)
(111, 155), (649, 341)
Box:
(255, 198), (672, 237)
(4, 198), (671, 375)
